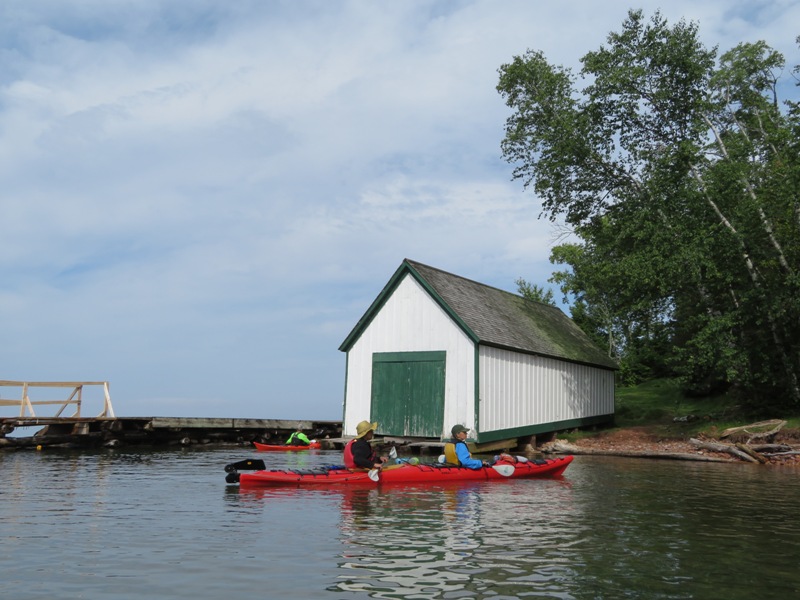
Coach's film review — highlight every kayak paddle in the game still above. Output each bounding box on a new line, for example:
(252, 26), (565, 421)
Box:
(368, 446), (399, 480)
(491, 464), (516, 476)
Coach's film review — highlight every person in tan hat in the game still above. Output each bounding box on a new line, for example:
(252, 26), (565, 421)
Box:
(343, 420), (388, 469)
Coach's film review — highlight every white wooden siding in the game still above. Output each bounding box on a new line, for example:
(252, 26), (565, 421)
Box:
(344, 274), (476, 438)
(479, 346), (614, 432)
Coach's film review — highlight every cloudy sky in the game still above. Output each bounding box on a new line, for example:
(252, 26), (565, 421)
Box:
(2, 1), (797, 421)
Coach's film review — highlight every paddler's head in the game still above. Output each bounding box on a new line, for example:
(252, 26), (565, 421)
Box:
(355, 420), (378, 440)
(451, 424), (470, 440)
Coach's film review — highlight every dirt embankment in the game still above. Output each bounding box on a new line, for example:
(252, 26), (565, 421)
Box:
(540, 425), (800, 465)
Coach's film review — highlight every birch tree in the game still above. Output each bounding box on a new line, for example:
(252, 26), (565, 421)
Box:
(498, 10), (800, 408)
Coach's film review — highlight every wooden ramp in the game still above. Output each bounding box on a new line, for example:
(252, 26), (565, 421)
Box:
(0, 380), (115, 418)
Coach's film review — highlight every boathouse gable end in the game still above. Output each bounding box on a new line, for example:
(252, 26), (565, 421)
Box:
(338, 261), (479, 353)
(340, 259), (617, 444)
(340, 273), (477, 439)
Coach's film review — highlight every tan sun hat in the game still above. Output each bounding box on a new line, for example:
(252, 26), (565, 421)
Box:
(355, 420), (378, 438)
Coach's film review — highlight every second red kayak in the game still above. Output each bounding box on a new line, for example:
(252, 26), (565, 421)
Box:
(253, 441), (321, 451)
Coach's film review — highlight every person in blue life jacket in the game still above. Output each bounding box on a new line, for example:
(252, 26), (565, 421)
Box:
(444, 424), (489, 469)
(285, 429), (311, 446)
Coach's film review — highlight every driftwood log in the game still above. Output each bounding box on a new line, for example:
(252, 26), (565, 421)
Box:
(751, 444), (793, 453)
(543, 440), (732, 462)
(689, 438), (762, 463)
(735, 443), (768, 463)
(719, 420), (786, 443)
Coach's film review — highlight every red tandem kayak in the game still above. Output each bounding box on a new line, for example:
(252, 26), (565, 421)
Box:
(224, 455), (573, 486)
(253, 441), (321, 451)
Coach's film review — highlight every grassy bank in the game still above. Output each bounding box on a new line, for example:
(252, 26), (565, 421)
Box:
(571, 379), (800, 441)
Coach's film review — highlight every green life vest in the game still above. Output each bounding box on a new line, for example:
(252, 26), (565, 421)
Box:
(286, 432), (310, 445)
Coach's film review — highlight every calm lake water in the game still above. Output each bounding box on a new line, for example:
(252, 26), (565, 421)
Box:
(1, 447), (798, 599)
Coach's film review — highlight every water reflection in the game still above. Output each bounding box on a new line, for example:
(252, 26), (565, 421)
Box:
(223, 476), (580, 598)
(329, 478), (577, 598)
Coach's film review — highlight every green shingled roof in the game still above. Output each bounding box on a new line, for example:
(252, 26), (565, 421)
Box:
(340, 259), (619, 371)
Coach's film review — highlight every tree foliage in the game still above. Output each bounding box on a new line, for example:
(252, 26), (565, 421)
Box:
(498, 10), (800, 410)
(515, 278), (556, 306)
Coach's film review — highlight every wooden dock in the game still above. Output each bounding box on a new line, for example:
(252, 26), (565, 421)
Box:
(0, 380), (543, 455)
(0, 416), (342, 449)
(0, 379), (347, 450)
(0, 417), (536, 457)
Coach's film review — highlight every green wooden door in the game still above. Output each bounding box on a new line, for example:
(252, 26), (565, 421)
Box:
(370, 351), (445, 438)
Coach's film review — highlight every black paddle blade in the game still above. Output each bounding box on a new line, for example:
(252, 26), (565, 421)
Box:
(224, 458), (266, 473)
(225, 472), (240, 484)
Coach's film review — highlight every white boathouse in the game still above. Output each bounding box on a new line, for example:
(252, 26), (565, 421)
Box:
(339, 259), (617, 444)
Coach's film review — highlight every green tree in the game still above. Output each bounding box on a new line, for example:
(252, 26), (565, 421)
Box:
(515, 278), (556, 306)
(497, 10), (800, 409)
(549, 235), (675, 385)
